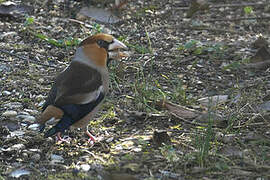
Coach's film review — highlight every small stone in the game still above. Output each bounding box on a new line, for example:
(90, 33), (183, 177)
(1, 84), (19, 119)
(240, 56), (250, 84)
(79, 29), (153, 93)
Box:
(10, 130), (25, 137)
(2, 110), (18, 117)
(9, 169), (30, 178)
(17, 115), (36, 122)
(152, 130), (171, 146)
(3, 102), (23, 109)
(22, 153), (28, 159)
(38, 78), (44, 83)
(24, 109), (39, 115)
(9, 144), (25, 151)
(50, 154), (64, 164)
(28, 124), (40, 131)
(80, 164), (91, 172)
(31, 154), (41, 162)
(3, 90), (11, 95)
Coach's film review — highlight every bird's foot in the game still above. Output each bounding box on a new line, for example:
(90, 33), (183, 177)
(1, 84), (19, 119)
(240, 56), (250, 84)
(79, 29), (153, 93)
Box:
(86, 130), (96, 145)
(56, 132), (71, 144)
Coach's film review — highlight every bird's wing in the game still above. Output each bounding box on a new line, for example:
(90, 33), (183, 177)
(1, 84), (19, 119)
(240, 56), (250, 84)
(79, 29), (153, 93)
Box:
(42, 83), (57, 111)
(42, 61), (103, 109)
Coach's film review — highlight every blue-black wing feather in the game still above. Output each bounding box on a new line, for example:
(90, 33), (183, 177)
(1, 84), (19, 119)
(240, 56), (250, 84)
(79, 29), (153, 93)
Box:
(44, 92), (105, 137)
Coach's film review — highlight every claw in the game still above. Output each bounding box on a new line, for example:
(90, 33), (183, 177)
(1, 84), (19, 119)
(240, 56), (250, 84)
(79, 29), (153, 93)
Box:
(56, 132), (71, 143)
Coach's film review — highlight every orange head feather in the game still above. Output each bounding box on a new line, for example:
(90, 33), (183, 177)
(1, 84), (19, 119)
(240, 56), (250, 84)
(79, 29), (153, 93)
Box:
(79, 33), (127, 67)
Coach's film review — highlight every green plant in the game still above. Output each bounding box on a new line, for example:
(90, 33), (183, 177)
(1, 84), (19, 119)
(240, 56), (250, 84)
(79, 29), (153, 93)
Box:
(194, 114), (214, 167)
(160, 144), (179, 163)
(178, 40), (226, 58)
(244, 6), (253, 15)
(23, 16), (80, 48)
(92, 23), (103, 33)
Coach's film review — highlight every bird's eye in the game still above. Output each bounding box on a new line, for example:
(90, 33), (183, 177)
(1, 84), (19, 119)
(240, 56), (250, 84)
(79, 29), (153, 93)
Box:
(97, 40), (109, 49)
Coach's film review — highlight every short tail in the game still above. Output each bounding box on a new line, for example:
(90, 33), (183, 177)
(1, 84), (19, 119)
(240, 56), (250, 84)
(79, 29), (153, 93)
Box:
(39, 124), (46, 133)
(44, 127), (58, 138)
(44, 114), (73, 138)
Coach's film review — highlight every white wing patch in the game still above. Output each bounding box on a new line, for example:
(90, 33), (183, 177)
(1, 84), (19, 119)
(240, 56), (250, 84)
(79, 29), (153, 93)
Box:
(79, 85), (104, 104)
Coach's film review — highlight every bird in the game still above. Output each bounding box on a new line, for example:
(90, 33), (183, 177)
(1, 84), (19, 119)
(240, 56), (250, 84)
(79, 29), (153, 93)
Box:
(36, 33), (128, 143)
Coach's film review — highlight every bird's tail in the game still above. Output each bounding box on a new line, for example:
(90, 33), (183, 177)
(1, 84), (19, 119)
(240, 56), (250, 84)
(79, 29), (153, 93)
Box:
(44, 114), (73, 138)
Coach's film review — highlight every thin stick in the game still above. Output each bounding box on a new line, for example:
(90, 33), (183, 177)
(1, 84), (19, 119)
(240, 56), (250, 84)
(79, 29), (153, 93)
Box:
(174, 2), (270, 10)
(204, 16), (270, 22)
(68, 18), (93, 28)
(157, 25), (238, 34)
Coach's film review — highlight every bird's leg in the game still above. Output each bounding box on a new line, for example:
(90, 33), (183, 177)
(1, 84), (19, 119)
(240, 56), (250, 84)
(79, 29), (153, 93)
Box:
(86, 126), (96, 144)
(56, 132), (71, 143)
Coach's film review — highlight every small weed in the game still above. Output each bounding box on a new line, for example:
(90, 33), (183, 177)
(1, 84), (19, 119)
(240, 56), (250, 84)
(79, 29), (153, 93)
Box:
(244, 6), (253, 15)
(23, 16), (81, 48)
(130, 44), (151, 54)
(222, 58), (249, 70)
(160, 144), (179, 163)
(92, 23), (103, 34)
(194, 113), (215, 167)
(178, 40), (226, 59)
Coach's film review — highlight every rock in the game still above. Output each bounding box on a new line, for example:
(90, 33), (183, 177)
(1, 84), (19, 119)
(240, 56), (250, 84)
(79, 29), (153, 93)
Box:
(258, 101), (270, 111)
(9, 169), (30, 178)
(50, 154), (64, 164)
(2, 110), (18, 117)
(152, 130), (171, 146)
(17, 114), (36, 122)
(28, 124), (40, 131)
(10, 130), (25, 137)
(24, 109), (39, 115)
(3, 90), (11, 95)
(3, 102), (23, 109)
(31, 154), (41, 162)
(198, 95), (228, 107)
(3, 144), (25, 152)
(80, 164), (91, 172)
(0, 64), (11, 72)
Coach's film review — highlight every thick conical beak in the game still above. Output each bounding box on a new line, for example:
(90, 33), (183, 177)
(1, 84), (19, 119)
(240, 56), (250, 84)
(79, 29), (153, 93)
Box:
(108, 38), (128, 59)
(108, 38), (128, 51)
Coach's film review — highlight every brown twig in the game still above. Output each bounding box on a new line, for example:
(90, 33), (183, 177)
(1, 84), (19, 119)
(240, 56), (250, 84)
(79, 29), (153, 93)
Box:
(164, 25), (238, 34)
(174, 2), (270, 10)
(68, 18), (93, 28)
(204, 16), (270, 22)
(0, 49), (58, 68)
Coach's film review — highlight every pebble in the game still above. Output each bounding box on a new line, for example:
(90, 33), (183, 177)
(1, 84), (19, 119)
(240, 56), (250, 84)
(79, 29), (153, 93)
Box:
(3, 90), (11, 95)
(10, 130), (25, 137)
(6, 144), (25, 151)
(22, 152), (28, 159)
(3, 102), (23, 109)
(9, 169), (30, 178)
(0, 64), (11, 72)
(31, 154), (41, 162)
(24, 109), (39, 115)
(28, 124), (40, 131)
(2, 110), (18, 117)
(50, 154), (64, 164)
(80, 164), (91, 172)
(17, 115), (36, 122)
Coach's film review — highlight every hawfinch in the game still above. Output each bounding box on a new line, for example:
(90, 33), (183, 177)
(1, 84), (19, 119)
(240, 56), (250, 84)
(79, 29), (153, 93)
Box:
(37, 33), (128, 143)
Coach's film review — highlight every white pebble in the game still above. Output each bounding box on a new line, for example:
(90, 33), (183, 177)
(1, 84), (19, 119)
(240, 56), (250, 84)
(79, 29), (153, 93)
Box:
(2, 110), (18, 117)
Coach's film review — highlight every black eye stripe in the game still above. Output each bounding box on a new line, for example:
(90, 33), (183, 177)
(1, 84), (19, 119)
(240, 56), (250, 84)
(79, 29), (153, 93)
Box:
(97, 40), (110, 50)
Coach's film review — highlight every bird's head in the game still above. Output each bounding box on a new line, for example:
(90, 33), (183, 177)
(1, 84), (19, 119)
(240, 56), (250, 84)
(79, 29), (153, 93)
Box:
(78, 33), (128, 67)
